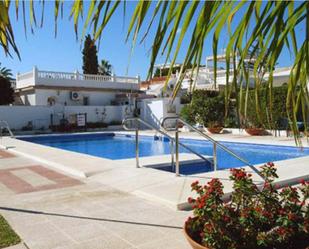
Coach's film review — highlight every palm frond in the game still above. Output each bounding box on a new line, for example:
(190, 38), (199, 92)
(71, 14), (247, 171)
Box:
(0, 0), (308, 144)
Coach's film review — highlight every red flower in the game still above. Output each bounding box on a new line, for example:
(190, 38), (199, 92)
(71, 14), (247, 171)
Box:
(277, 227), (287, 236)
(222, 215), (230, 223)
(187, 197), (194, 204)
(278, 208), (285, 215)
(191, 180), (199, 187)
(267, 162), (274, 167)
(288, 213), (297, 221)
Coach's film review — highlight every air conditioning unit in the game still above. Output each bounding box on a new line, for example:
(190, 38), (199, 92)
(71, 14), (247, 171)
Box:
(70, 91), (80, 101)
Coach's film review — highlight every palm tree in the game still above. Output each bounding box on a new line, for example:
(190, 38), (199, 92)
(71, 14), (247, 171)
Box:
(0, 1), (308, 143)
(0, 63), (13, 81)
(98, 60), (113, 76)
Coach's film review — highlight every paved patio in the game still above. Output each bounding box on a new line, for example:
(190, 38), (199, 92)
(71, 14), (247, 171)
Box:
(1, 131), (308, 248)
(2, 133), (309, 210)
(0, 149), (191, 249)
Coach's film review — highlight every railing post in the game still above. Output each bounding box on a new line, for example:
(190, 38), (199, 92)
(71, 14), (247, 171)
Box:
(170, 140), (174, 171)
(175, 129), (180, 176)
(135, 120), (139, 168)
(136, 74), (140, 84)
(75, 70), (79, 80)
(213, 143), (217, 171)
(33, 66), (38, 84)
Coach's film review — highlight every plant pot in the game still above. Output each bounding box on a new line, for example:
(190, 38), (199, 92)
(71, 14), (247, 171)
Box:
(245, 128), (265, 136)
(207, 127), (223, 134)
(183, 224), (210, 249)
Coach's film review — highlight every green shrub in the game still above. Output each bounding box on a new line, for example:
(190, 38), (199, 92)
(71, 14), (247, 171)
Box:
(180, 104), (196, 125)
(190, 90), (225, 127)
(180, 93), (192, 104)
(186, 164), (309, 249)
(245, 85), (288, 129)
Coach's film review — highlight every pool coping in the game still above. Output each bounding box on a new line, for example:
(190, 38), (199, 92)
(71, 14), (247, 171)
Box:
(2, 132), (309, 210)
(16, 130), (309, 148)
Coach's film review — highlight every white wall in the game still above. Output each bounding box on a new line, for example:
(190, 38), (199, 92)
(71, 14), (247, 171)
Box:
(34, 89), (116, 106)
(139, 97), (181, 129)
(0, 105), (127, 130)
(0, 106), (52, 130)
(140, 99), (164, 128)
(20, 93), (36, 105)
(63, 106), (125, 123)
(36, 77), (139, 91)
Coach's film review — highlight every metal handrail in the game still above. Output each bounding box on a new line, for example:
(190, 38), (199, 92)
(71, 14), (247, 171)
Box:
(162, 117), (265, 179)
(0, 120), (14, 138)
(122, 117), (212, 175)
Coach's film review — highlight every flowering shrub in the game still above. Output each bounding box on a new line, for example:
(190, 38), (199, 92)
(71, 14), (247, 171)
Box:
(185, 163), (309, 249)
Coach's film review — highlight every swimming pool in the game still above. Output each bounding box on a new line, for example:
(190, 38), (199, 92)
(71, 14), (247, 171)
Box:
(18, 133), (309, 172)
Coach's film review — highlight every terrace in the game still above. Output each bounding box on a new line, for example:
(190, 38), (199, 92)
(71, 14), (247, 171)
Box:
(16, 67), (141, 91)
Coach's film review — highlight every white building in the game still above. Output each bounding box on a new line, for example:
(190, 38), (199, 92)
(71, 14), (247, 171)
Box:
(15, 67), (141, 106)
(147, 53), (292, 93)
(192, 53), (292, 90)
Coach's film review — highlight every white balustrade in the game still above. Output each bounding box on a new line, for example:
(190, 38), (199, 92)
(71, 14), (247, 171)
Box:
(16, 69), (140, 91)
(34, 70), (140, 84)
(17, 71), (33, 81)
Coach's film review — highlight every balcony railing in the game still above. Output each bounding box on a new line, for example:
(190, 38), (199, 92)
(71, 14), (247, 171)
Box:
(16, 68), (140, 86)
(37, 70), (140, 84)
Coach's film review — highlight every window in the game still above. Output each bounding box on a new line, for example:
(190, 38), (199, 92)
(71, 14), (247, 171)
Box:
(83, 96), (89, 106)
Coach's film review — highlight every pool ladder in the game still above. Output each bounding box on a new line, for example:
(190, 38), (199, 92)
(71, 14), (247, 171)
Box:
(122, 118), (212, 175)
(161, 117), (264, 179)
(122, 117), (264, 180)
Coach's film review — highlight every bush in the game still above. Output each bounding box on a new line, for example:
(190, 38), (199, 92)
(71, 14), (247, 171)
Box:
(190, 90), (225, 127)
(180, 93), (192, 104)
(186, 163), (309, 249)
(180, 105), (196, 125)
(245, 85), (288, 129)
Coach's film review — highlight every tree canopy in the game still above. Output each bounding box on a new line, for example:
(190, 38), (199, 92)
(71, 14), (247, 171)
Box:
(98, 60), (112, 76)
(82, 34), (99, 75)
(0, 63), (13, 81)
(0, 76), (14, 105)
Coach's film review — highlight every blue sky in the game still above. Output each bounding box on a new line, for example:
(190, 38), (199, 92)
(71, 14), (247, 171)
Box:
(0, 1), (306, 80)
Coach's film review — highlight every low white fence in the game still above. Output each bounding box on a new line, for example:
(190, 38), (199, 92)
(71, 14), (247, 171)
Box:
(0, 106), (52, 130)
(37, 70), (139, 84)
(16, 68), (140, 90)
(0, 105), (128, 131)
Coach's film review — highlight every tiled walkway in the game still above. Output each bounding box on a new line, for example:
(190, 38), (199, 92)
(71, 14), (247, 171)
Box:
(0, 149), (191, 249)
(0, 150), (15, 159)
(0, 165), (82, 194)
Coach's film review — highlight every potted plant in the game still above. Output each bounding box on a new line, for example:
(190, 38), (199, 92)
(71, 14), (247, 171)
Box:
(189, 90), (225, 134)
(184, 163), (309, 249)
(207, 121), (224, 134)
(245, 126), (266, 136)
(244, 115), (266, 136)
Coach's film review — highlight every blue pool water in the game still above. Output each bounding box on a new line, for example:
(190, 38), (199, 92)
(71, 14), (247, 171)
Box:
(18, 133), (309, 173)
